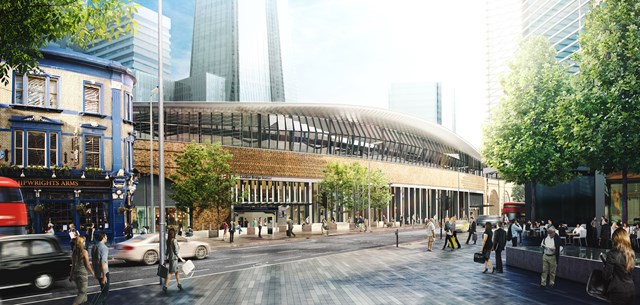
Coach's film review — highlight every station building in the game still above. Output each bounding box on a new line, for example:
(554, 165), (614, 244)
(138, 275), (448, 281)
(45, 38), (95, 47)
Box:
(132, 103), (505, 230)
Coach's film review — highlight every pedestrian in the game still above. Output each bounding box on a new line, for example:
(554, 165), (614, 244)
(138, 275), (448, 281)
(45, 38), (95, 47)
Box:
(287, 218), (295, 238)
(123, 223), (132, 240)
(601, 217), (612, 249)
(229, 221), (235, 243)
(237, 222), (242, 235)
(223, 221), (229, 241)
(425, 218), (436, 251)
(162, 228), (185, 293)
(178, 224), (183, 236)
(46, 222), (54, 235)
(451, 216), (461, 249)
(322, 217), (329, 236)
(258, 217), (263, 238)
(600, 228), (637, 305)
(540, 226), (562, 288)
(442, 217), (455, 251)
(69, 236), (94, 305)
(481, 222), (494, 273)
(91, 231), (110, 304)
(493, 222), (507, 273)
(466, 216), (477, 245)
(503, 213), (509, 225)
(510, 219), (523, 247)
(68, 223), (78, 251)
(186, 226), (193, 237)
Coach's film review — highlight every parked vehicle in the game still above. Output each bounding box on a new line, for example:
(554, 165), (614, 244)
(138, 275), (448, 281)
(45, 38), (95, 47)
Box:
(0, 234), (71, 291)
(454, 219), (470, 233)
(475, 215), (501, 229)
(0, 177), (27, 235)
(113, 234), (210, 265)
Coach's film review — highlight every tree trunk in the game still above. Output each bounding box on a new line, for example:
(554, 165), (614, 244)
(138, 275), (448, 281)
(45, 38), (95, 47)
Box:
(530, 180), (537, 221)
(622, 165), (628, 224)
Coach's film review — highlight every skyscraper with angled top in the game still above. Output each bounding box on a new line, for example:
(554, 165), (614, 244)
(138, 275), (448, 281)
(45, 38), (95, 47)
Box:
(188, 0), (295, 102)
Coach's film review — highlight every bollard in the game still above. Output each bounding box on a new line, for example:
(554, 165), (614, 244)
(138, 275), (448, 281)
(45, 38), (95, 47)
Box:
(395, 229), (399, 247)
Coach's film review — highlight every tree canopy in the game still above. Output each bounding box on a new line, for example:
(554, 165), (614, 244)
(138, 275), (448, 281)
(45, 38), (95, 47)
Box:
(169, 142), (238, 227)
(318, 161), (391, 221)
(482, 36), (577, 220)
(0, 0), (137, 85)
(566, 0), (640, 222)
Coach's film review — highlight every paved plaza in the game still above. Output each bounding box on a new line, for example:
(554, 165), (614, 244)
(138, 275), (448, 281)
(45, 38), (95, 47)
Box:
(16, 231), (619, 305)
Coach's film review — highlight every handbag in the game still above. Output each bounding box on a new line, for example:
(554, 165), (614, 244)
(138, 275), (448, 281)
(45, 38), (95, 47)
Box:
(586, 269), (608, 301)
(157, 263), (169, 278)
(181, 260), (195, 278)
(473, 252), (485, 264)
(472, 233), (477, 242)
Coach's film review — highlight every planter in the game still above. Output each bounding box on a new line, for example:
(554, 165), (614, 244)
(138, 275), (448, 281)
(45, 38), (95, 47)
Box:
(34, 205), (44, 213)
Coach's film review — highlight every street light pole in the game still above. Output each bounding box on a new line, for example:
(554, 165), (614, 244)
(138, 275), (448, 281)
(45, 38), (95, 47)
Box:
(367, 141), (382, 233)
(149, 88), (157, 233)
(157, 0), (166, 272)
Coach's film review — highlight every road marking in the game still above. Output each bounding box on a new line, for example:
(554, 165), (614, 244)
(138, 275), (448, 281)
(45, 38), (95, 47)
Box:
(224, 262), (257, 268)
(241, 253), (267, 258)
(273, 255), (301, 262)
(2, 293), (51, 302)
(193, 268), (210, 272)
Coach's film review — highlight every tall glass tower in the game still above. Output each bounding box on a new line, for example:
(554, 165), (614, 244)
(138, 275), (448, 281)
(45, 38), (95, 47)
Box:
(190, 0), (295, 102)
(521, 0), (591, 72)
(388, 82), (442, 125)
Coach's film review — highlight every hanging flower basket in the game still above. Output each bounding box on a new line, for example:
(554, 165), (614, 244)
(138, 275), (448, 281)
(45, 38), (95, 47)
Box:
(118, 206), (127, 214)
(34, 204), (45, 213)
(75, 203), (85, 212)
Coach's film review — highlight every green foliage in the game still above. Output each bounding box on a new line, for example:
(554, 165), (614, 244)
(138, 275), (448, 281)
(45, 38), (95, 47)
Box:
(482, 36), (577, 186)
(318, 161), (391, 218)
(568, 0), (640, 175)
(511, 185), (525, 202)
(169, 142), (238, 222)
(0, 0), (137, 85)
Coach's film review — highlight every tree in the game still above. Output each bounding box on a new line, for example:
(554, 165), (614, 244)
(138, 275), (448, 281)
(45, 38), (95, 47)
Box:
(169, 142), (238, 232)
(482, 36), (577, 221)
(511, 185), (525, 202)
(567, 0), (640, 223)
(318, 161), (391, 222)
(0, 0), (137, 85)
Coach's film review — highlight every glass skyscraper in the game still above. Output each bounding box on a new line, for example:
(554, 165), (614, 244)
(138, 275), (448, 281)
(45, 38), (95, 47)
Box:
(388, 82), (442, 125)
(79, 5), (172, 102)
(521, 0), (591, 72)
(189, 0), (295, 102)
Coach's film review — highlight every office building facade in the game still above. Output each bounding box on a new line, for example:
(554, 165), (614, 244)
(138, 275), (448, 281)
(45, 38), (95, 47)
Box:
(189, 0), (295, 102)
(388, 82), (442, 125)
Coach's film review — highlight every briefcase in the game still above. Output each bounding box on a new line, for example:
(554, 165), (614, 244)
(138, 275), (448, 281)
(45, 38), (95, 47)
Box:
(157, 263), (169, 278)
(473, 252), (485, 264)
(586, 269), (608, 302)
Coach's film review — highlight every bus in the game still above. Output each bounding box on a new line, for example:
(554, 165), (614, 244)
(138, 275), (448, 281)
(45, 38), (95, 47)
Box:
(0, 177), (27, 235)
(502, 202), (525, 221)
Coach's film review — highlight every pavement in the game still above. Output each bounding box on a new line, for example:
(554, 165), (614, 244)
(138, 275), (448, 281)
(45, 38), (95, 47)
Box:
(14, 229), (625, 305)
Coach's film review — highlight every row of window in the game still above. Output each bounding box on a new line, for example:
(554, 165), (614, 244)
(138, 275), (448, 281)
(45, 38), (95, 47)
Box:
(14, 131), (101, 168)
(13, 74), (133, 121)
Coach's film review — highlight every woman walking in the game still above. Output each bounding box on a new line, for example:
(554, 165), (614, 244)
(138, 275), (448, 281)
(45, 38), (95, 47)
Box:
(163, 228), (185, 293)
(69, 236), (94, 305)
(603, 228), (636, 305)
(481, 222), (494, 273)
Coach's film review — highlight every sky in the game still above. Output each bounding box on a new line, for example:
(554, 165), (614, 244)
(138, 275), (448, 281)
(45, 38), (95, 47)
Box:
(135, 0), (487, 149)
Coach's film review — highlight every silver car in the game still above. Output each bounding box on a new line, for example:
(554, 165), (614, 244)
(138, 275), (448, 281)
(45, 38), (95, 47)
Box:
(113, 234), (210, 265)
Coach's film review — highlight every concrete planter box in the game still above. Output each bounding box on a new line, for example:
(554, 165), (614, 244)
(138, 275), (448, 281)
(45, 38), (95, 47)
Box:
(293, 224), (303, 233)
(302, 224), (312, 232)
(336, 222), (349, 232)
(278, 225), (287, 233)
(246, 227), (256, 235)
(311, 223), (324, 233)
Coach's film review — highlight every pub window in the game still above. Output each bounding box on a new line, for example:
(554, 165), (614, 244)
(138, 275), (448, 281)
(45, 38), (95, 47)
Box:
(13, 74), (60, 108)
(49, 133), (58, 166)
(124, 91), (133, 121)
(85, 136), (101, 168)
(14, 131), (23, 166)
(83, 83), (101, 114)
(27, 131), (46, 166)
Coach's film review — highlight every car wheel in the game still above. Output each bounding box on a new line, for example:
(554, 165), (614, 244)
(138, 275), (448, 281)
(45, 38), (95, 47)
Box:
(143, 250), (158, 265)
(33, 273), (53, 290)
(195, 246), (208, 259)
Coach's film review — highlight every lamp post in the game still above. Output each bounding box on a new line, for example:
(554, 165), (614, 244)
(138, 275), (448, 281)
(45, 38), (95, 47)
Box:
(367, 141), (383, 233)
(157, 0), (167, 275)
(149, 87), (158, 233)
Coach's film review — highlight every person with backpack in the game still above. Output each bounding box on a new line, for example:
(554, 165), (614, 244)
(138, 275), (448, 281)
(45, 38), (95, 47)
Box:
(91, 231), (110, 304)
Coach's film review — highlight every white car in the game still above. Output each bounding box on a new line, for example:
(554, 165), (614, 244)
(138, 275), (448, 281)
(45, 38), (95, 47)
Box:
(113, 234), (210, 265)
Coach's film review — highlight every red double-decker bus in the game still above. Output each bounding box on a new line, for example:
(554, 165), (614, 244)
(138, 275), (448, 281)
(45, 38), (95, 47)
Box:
(0, 177), (27, 235)
(502, 201), (525, 221)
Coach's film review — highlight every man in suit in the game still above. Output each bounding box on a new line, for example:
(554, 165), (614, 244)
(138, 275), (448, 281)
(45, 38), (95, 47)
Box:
(466, 216), (477, 245)
(493, 222), (507, 273)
